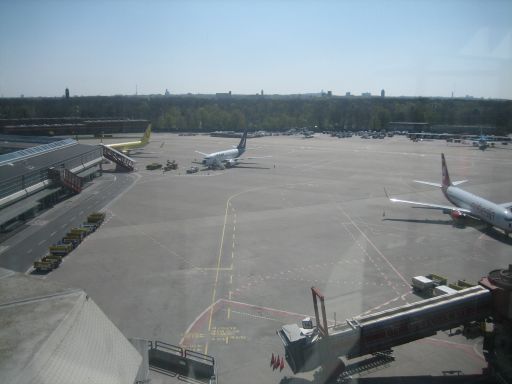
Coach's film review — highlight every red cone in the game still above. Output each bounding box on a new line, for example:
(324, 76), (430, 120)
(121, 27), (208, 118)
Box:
(280, 356), (285, 371)
(270, 353), (275, 366)
(273, 355), (280, 370)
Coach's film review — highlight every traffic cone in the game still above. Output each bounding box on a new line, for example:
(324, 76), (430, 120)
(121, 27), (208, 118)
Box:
(270, 353), (275, 366)
(273, 355), (280, 370)
(280, 356), (285, 371)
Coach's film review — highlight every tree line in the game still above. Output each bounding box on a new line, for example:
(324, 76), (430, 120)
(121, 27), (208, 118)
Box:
(1, 95), (511, 134)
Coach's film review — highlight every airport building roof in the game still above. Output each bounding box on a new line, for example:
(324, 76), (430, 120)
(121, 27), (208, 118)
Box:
(0, 142), (101, 185)
(1, 118), (150, 135)
(0, 138), (77, 167)
(0, 268), (142, 383)
(0, 134), (63, 145)
(0, 139), (103, 208)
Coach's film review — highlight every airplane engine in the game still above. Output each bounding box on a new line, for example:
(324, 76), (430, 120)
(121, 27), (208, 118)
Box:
(225, 159), (237, 168)
(450, 210), (464, 220)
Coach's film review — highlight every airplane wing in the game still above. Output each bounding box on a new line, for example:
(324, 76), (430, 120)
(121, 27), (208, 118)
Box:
(413, 180), (441, 188)
(384, 188), (472, 214)
(413, 180), (467, 187)
(388, 197), (471, 214)
(195, 151), (209, 156)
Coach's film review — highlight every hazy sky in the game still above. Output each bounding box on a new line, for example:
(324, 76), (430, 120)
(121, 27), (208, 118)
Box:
(1, 0), (511, 99)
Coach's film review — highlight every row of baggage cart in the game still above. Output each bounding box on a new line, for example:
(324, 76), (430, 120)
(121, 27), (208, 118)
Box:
(33, 212), (106, 272)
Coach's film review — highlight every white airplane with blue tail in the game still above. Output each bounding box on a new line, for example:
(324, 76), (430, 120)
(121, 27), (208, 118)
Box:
(195, 130), (270, 169)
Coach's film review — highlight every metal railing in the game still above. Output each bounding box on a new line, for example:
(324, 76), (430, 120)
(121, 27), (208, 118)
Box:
(148, 340), (216, 384)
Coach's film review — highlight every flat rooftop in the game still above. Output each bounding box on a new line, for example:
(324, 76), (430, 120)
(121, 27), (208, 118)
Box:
(0, 141), (100, 181)
(0, 268), (141, 383)
(0, 268), (84, 380)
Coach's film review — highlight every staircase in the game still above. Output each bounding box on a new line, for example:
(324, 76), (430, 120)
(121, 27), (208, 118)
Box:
(101, 145), (135, 172)
(48, 168), (83, 193)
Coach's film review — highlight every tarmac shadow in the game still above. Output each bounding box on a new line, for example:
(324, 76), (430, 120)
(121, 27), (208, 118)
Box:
(477, 226), (512, 246)
(382, 217), (453, 226)
(383, 216), (512, 245)
(235, 165), (271, 170)
(30, 269), (51, 276)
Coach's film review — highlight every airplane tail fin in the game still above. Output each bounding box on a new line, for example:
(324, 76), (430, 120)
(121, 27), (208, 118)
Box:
(414, 154), (465, 189)
(441, 153), (452, 190)
(141, 124), (151, 145)
(237, 129), (248, 150)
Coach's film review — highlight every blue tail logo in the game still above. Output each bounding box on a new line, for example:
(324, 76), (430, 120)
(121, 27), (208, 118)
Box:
(237, 130), (248, 152)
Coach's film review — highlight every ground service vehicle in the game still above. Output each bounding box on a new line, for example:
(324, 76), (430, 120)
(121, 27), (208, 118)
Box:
(49, 243), (73, 256)
(87, 212), (106, 224)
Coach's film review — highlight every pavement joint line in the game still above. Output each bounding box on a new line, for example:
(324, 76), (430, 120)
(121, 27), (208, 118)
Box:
(113, 212), (194, 267)
(337, 203), (411, 288)
(230, 309), (285, 323)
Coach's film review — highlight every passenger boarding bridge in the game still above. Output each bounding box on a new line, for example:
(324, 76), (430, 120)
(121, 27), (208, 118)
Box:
(277, 266), (512, 383)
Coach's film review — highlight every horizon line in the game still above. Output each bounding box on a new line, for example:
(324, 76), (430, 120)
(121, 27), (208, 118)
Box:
(1, 93), (510, 101)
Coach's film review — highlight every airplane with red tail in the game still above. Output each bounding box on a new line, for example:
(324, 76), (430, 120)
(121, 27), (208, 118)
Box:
(386, 154), (512, 235)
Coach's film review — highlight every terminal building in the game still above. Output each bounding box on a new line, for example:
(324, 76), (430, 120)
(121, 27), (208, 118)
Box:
(0, 118), (149, 136)
(0, 135), (133, 232)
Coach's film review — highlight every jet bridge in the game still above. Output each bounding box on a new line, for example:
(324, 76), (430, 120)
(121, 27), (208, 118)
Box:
(101, 144), (135, 172)
(48, 167), (84, 193)
(278, 284), (492, 378)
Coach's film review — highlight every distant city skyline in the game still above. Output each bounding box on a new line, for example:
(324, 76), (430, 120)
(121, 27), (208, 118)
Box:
(5, 90), (498, 100)
(0, 0), (511, 99)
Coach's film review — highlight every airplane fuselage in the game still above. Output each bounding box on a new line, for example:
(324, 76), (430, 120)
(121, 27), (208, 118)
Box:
(203, 148), (244, 167)
(388, 153), (512, 236)
(109, 139), (143, 149)
(445, 186), (512, 233)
